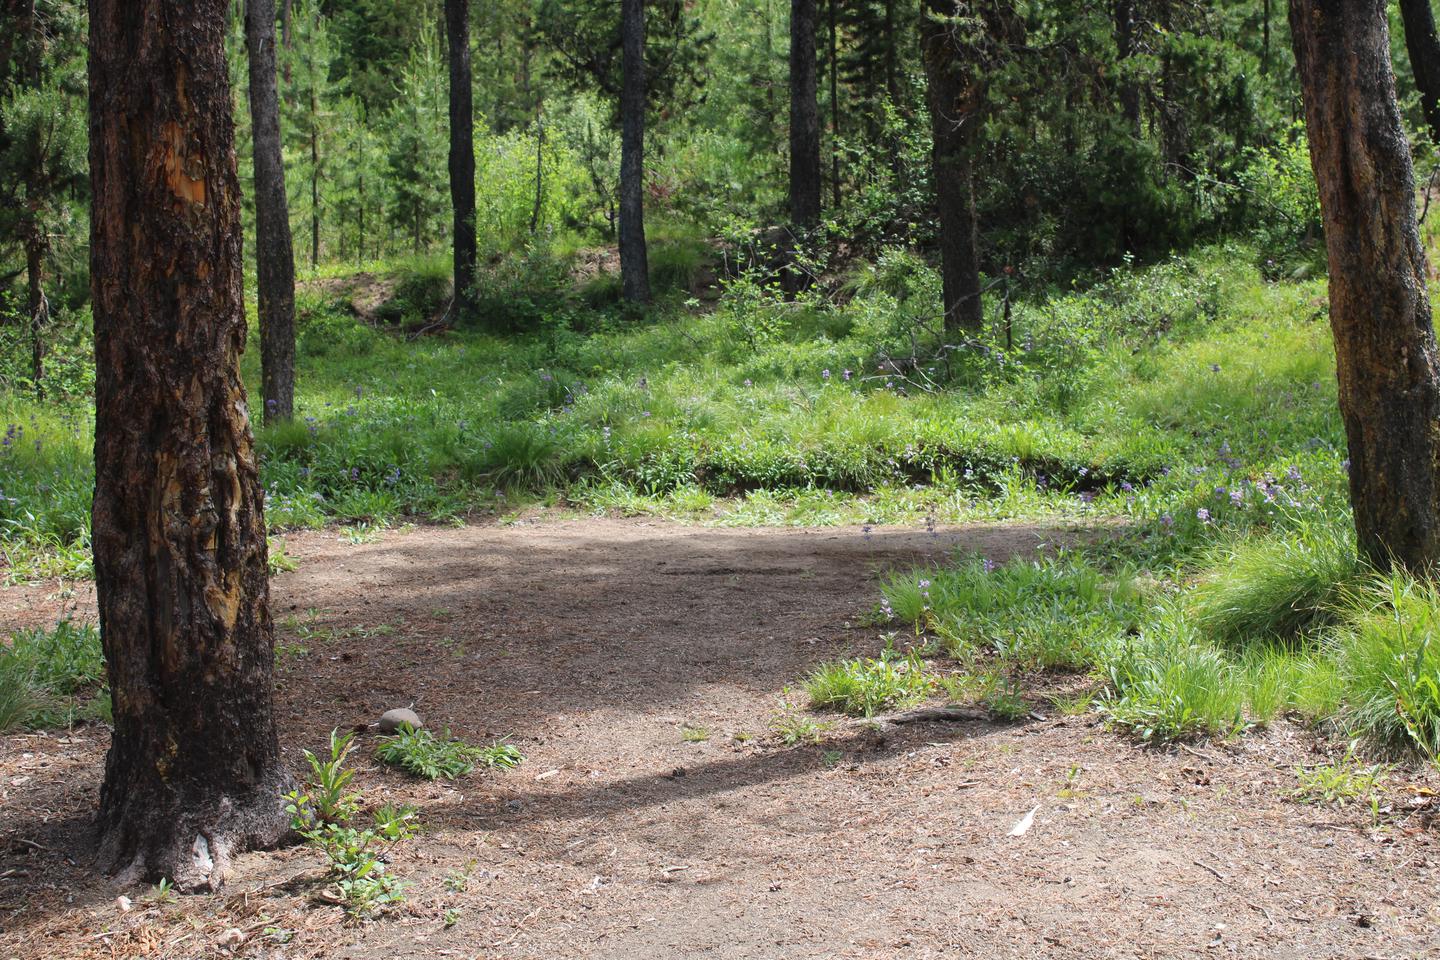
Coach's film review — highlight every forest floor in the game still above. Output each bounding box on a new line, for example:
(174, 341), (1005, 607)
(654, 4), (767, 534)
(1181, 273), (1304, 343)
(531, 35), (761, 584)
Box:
(1, 516), (1438, 959)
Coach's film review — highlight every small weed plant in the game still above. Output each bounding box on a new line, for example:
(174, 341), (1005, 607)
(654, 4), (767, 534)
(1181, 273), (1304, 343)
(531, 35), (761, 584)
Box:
(284, 729), (420, 919)
(375, 724), (523, 780)
(1292, 752), (1388, 807)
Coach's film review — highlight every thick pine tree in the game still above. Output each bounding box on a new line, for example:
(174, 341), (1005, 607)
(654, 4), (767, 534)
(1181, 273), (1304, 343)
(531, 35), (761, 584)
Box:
(89, 0), (293, 887)
(246, 0), (298, 423)
(919, 0), (983, 333)
(1398, 0), (1440, 145)
(446, 0), (478, 320)
(1291, 0), (1440, 573)
(790, 0), (821, 231)
(619, 0), (650, 304)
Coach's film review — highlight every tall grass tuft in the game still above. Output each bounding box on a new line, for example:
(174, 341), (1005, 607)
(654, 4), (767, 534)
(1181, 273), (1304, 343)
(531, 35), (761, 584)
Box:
(1187, 523), (1361, 647)
(1336, 574), (1440, 759)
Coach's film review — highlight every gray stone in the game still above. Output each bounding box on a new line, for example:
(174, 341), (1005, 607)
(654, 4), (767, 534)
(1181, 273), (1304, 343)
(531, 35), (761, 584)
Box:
(378, 707), (423, 733)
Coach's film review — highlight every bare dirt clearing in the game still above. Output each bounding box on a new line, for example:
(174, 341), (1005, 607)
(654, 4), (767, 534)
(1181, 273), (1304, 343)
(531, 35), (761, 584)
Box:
(1, 517), (1437, 959)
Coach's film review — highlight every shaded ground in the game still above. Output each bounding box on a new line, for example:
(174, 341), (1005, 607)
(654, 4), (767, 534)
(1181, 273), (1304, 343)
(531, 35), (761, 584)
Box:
(1, 517), (1438, 959)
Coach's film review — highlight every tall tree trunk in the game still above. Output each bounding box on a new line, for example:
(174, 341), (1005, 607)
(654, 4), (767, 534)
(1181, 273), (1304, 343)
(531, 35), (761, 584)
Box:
(828, 0), (841, 208)
(619, 0), (650, 304)
(23, 224), (47, 400)
(789, 0), (822, 231)
(1399, 0), (1440, 145)
(1114, 0), (1141, 137)
(88, 0), (293, 889)
(1291, 0), (1440, 573)
(246, 0), (297, 424)
(1262, 0), (1272, 75)
(920, 0), (984, 334)
(309, 95), (320, 268)
(446, 0), (477, 321)
(280, 0), (292, 87)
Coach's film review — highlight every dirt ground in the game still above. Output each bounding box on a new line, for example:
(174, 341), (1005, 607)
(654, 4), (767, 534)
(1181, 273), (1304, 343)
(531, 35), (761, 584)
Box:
(1, 517), (1438, 959)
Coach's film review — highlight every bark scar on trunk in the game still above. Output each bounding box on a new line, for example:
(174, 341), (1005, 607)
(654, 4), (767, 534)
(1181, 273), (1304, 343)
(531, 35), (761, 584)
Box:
(161, 121), (206, 206)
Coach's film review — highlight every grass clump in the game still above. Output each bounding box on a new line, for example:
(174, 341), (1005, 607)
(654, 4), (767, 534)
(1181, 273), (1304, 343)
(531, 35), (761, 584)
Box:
(884, 554), (1147, 672)
(1291, 751), (1388, 807)
(1187, 524), (1361, 647)
(1335, 574), (1440, 759)
(375, 725), (523, 780)
(0, 617), (107, 731)
(803, 645), (934, 717)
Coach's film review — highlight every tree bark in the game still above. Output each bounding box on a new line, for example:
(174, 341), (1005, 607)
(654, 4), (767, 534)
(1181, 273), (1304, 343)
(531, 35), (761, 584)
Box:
(1114, 0), (1141, 137)
(1399, 0), (1440, 145)
(789, 0), (822, 231)
(920, 0), (984, 334)
(828, 0), (840, 208)
(619, 0), (650, 304)
(24, 226), (47, 400)
(88, 0), (293, 889)
(1291, 0), (1440, 573)
(246, 0), (297, 424)
(446, 0), (477, 320)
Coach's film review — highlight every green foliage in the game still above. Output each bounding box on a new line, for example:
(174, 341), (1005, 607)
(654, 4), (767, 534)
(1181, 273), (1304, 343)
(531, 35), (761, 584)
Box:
(1187, 524), (1362, 648)
(374, 724), (523, 780)
(1292, 751), (1388, 807)
(288, 729), (363, 826)
(0, 617), (105, 731)
(803, 645), (934, 717)
(884, 554), (1145, 671)
(1336, 575), (1440, 759)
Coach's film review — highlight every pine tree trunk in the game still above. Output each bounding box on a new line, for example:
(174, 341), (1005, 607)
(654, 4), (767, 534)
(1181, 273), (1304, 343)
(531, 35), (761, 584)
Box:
(1291, 0), (1440, 573)
(88, 0), (293, 889)
(920, 0), (983, 334)
(789, 0), (822, 231)
(309, 84), (320, 268)
(1114, 0), (1141, 137)
(1399, 0), (1440, 145)
(24, 225), (47, 401)
(828, 0), (841, 208)
(446, 0), (477, 320)
(246, 0), (297, 424)
(619, 0), (650, 304)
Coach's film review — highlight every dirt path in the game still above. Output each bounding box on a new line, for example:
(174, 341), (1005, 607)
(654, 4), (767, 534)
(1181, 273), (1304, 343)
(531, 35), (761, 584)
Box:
(1, 518), (1437, 959)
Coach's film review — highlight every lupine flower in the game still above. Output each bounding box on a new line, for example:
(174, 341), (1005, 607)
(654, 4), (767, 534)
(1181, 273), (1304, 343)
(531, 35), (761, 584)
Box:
(982, 558), (996, 573)
(1230, 489), (1244, 507)
(821, 369), (831, 380)
(1196, 507), (1211, 523)
(1160, 513), (1174, 528)
(842, 369), (852, 381)
(1120, 481), (1134, 493)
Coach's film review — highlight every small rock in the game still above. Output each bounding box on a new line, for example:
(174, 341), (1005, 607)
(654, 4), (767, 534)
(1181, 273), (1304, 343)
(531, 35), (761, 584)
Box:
(378, 707), (423, 733)
(218, 927), (245, 950)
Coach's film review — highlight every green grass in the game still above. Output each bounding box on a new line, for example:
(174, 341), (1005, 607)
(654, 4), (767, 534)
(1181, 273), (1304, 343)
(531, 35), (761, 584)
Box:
(0, 617), (107, 731)
(5, 234), (1437, 765)
(803, 646), (935, 717)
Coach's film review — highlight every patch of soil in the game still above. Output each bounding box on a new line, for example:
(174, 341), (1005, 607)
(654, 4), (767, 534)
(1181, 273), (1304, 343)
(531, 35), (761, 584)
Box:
(1, 518), (1437, 959)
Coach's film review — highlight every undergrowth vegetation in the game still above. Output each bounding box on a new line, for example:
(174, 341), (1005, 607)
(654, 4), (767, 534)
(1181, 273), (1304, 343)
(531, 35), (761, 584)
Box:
(4, 214), (1440, 772)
